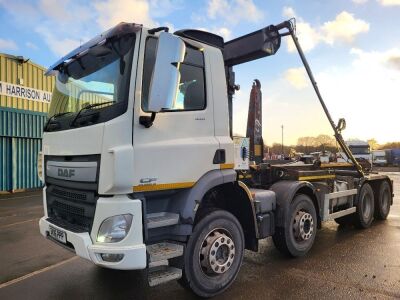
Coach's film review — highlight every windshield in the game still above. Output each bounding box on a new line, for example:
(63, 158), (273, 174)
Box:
(349, 146), (370, 155)
(45, 34), (136, 131)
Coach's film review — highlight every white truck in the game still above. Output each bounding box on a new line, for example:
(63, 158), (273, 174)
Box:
(347, 140), (372, 164)
(372, 150), (387, 167)
(38, 20), (393, 297)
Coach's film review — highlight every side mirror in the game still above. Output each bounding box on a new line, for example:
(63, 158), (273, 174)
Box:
(336, 118), (346, 132)
(147, 32), (186, 112)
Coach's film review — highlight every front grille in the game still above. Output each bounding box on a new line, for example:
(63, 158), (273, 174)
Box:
(46, 185), (97, 233)
(52, 200), (85, 216)
(52, 188), (87, 201)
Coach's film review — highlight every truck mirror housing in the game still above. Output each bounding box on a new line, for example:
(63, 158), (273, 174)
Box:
(147, 32), (186, 112)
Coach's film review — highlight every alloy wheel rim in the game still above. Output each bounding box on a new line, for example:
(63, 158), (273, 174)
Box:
(199, 229), (235, 275)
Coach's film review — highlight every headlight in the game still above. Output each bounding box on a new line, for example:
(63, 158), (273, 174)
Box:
(37, 151), (43, 181)
(97, 214), (133, 243)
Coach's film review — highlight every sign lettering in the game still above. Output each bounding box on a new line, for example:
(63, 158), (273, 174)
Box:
(0, 81), (52, 103)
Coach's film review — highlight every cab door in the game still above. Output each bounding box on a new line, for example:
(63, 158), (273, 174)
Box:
(132, 36), (219, 191)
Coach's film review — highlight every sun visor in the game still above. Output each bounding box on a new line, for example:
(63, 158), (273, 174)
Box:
(45, 23), (142, 76)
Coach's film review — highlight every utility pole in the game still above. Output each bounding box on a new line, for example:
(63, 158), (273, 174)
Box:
(281, 124), (284, 158)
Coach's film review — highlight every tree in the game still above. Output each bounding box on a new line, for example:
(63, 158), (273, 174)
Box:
(315, 134), (335, 146)
(367, 139), (379, 150)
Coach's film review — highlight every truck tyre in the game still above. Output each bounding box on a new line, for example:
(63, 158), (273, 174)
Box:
(374, 181), (391, 220)
(354, 183), (375, 228)
(272, 194), (317, 257)
(178, 210), (244, 298)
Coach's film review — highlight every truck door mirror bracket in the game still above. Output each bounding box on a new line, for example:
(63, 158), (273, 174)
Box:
(139, 113), (156, 128)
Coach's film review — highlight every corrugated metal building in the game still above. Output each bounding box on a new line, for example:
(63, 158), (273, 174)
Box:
(0, 53), (54, 191)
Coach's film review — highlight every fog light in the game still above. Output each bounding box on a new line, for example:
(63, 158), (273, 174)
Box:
(97, 214), (133, 243)
(101, 253), (124, 262)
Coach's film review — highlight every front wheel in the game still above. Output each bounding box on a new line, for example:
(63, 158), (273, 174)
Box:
(273, 194), (317, 257)
(179, 210), (244, 298)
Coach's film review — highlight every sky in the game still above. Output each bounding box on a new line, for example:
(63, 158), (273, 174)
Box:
(0, 0), (399, 145)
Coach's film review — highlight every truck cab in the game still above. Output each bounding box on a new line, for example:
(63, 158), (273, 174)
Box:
(372, 150), (387, 167)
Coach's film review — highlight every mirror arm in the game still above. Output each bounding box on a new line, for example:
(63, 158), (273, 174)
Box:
(148, 27), (169, 35)
(139, 112), (156, 128)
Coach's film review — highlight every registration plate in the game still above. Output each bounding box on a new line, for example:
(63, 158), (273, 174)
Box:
(49, 225), (67, 244)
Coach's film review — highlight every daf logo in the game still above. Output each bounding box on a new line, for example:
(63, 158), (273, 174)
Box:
(58, 168), (75, 178)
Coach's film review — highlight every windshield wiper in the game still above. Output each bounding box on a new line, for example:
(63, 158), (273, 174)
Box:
(70, 101), (114, 127)
(44, 112), (72, 131)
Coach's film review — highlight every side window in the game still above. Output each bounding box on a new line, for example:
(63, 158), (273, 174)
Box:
(142, 39), (206, 112)
(142, 37), (158, 111)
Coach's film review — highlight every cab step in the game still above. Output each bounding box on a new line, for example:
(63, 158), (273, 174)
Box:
(147, 242), (184, 263)
(146, 212), (179, 229)
(148, 266), (182, 287)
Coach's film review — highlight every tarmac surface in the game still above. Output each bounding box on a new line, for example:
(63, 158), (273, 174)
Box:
(0, 172), (399, 299)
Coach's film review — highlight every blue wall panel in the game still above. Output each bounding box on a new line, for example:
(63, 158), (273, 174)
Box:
(0, 107), (46, 191)
(12, 138), (42, 190)
(0, 107), (47, 139)
(0, 137), (12, 191)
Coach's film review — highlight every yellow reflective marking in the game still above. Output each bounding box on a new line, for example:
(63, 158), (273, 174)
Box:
(298, 175), (336, 181)
(133, 182), (195, 192)
(220, 163), (234, 169)
(254, 144), (262, 156)
(320, 162), (353, 168)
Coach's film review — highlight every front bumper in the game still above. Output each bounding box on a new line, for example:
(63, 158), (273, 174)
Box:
(39, 195), (147, 270)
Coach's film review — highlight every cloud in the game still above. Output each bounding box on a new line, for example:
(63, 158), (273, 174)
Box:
(349, 47), (400, 71)
(150, 0), (183, 18)
(39, 0), (71, 21)
(377, 0), (400, 5)
(197, 26), (232, 40)
(25, 41), (38, 50)
(321, 12), (370, 44)
(386, 56), (400, 70)
(212, 27), (232, 40)
(288, 22), (321, 52)
(35, 26), (81, 57)
(282, 6), (296, 18)
(284, 67), (309, 89)
(283, 7), (321, 52)
(94, 0), (156, 29)
(283, 8), (369, 52)
(207, 0), (263, 24)
(316, 47), (400, 143)
(352, 0), (368, 4)
(0, 38), (18, 51)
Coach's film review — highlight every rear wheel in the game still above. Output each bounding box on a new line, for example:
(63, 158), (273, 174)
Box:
(354, 183), (375, 228)
(272, 194), (317, 257)
(374, 181), (391, 220)
(178, 210), (244, 298)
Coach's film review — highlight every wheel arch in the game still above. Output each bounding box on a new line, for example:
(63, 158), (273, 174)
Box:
(194, 181), (259, 252)
(270, 180), (319, 228)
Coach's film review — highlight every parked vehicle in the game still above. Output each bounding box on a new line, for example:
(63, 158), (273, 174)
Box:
(385, 149), (400, 166)
(346, 141), (372, 164)
(372, 150), (387, 167)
